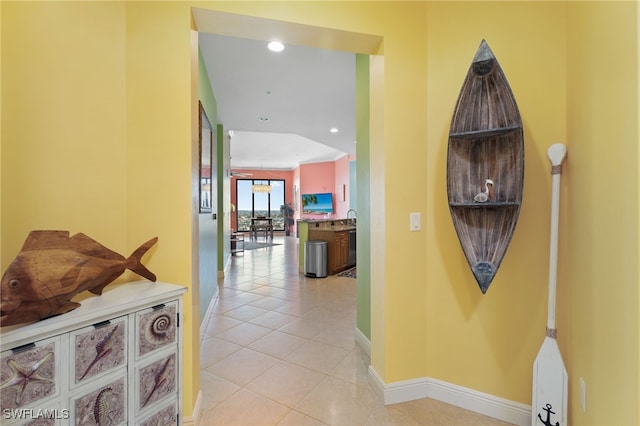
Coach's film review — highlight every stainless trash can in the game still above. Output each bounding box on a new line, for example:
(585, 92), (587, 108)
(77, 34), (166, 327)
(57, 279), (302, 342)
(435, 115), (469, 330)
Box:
(305, 240), (327, 278)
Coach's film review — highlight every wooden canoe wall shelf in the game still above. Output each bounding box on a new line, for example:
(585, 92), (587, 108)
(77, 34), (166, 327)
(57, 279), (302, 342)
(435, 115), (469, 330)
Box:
(447, 40), (524, 294)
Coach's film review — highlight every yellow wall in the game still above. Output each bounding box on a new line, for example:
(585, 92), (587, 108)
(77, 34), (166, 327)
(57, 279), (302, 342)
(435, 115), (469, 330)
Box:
(2, 1), (638, 424)
(1, 1), (201, 417)
(2, 2), (128, 254)
(426, 2), (568, 404)
(124, 2), (201, 414)
(0, 0), (3, 261)
(567, 2), (639, 424)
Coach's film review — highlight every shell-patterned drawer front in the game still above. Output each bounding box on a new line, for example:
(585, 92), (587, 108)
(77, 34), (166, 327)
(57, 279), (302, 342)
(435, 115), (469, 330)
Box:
(136, 302), (177, 358)
(70, 317), (127, 388)
(136, 353), (176, 414)
(0, 336), (61, 410)
(138, 400), (177, 426)
(70, 377), (126, 426)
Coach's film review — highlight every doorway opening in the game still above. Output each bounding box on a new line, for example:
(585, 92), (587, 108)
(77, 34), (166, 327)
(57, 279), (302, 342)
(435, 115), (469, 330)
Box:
(192, 6), (381, 350)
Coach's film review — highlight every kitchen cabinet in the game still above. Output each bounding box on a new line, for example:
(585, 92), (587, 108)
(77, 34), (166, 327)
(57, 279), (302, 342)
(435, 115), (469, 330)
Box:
(0, 281), (186, 425)
(333, 231), (349, 273)
(309, 229), (352, 275)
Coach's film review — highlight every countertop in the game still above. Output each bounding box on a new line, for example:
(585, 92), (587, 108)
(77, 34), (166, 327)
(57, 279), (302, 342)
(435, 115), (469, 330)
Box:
(309, 226), (356, 232)
(299, 218), (356, 232)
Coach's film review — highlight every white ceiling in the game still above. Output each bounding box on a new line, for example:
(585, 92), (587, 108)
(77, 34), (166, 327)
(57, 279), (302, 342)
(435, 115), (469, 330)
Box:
(198, 33), (356, 171)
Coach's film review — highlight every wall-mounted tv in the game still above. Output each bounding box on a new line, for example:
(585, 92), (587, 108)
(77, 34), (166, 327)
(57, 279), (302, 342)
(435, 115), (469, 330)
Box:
(301, 192), (334, 214)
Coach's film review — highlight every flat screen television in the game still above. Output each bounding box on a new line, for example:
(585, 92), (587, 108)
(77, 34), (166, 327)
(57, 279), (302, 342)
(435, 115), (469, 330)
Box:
(301, 192), (334, 214)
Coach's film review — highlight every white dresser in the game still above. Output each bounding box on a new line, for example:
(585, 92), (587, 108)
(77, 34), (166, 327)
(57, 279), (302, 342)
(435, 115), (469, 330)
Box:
(0, 281), (186, 425)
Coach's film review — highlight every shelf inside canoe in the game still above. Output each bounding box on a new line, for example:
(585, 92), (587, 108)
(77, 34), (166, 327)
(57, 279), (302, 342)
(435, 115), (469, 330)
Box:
(449, 125), (522, 140)
(447, 132), (524, 206)
(449, 202), (521, 208)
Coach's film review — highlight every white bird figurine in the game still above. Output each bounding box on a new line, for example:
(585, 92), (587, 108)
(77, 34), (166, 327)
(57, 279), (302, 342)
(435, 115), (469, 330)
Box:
(474, 179), (495, 203)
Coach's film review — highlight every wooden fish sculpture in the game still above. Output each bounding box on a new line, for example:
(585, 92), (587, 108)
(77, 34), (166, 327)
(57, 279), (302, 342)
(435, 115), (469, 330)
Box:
(0, 231), (158, 327)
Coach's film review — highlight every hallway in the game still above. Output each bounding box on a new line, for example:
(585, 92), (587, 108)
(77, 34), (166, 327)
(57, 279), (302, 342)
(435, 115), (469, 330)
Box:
(199, 236), (511, 425)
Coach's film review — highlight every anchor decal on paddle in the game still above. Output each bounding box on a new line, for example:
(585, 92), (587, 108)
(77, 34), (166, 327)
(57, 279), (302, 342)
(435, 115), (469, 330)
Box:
(537, 403), (560, 426)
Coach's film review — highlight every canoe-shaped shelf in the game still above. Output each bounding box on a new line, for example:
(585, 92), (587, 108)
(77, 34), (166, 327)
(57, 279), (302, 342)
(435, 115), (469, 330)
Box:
(447, 40), (524, 294)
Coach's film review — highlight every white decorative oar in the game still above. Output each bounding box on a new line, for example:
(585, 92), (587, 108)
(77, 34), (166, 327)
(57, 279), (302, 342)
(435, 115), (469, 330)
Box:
(532, 143), (568, 426)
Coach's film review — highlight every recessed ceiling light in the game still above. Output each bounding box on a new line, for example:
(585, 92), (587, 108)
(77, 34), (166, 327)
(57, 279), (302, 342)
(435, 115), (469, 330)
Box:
(330, 128), (339, 133)
(267, 41), (285, 52)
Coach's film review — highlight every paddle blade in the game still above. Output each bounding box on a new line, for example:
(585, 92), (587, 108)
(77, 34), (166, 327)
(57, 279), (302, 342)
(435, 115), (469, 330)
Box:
(532, 337), (568, 426)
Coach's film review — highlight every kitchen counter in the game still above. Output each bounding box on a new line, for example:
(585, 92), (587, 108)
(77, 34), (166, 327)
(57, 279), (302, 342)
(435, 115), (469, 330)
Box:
(299, 218), (356, 230)
(308, 226), (356, 275)
(297, 218), (356, 274)
(308, 225), (356, 232)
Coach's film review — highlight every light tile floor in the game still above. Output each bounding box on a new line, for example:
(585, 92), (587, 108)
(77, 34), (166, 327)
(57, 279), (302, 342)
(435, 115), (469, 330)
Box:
(200, 236), (512, 425)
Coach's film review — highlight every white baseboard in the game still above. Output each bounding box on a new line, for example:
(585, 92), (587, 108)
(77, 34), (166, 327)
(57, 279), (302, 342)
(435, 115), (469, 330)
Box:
(223, 253), (232, 276)
(368, 366), (531, 425)
(200, 292), (219, 341)
(354, 326), (371, 357)
(182, 390), (203, 425)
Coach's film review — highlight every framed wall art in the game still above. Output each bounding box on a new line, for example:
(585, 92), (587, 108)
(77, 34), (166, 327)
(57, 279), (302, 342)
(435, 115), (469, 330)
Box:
(199, 102), (213, 213)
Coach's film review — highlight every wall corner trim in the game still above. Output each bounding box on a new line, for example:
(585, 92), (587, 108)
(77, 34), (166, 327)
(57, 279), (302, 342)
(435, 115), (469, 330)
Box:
(367, 367), (531, 425)
(355, 327), (371, 357)
(182, 390), (203, 426)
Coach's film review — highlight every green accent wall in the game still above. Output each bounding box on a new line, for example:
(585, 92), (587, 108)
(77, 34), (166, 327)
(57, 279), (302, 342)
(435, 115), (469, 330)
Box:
(198, 48), (217, 128)
(217, 123), (231, 273)
(298, 221), (309, 273)
(350, 160), (357, 208)
(198, 47), (218, 324)
(355, 54), (371, 340)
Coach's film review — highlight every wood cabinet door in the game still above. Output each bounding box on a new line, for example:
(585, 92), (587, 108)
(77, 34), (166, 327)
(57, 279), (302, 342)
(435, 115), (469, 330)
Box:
(335, 232), (349, 271)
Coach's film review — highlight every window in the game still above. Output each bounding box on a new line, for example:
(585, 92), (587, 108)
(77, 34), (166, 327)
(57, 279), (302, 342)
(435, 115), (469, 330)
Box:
(236, 179), (286, 232)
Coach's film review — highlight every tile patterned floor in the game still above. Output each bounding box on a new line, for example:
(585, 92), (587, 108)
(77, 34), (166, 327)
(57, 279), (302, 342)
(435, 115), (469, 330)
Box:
(199, 236), (512, 425)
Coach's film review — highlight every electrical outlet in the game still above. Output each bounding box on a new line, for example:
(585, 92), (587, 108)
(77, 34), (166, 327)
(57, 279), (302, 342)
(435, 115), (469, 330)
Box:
(580, 377), (587, 412)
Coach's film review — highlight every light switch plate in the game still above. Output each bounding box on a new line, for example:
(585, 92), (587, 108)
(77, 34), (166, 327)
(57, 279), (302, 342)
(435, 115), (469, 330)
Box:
(410, 212), (421, 231)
